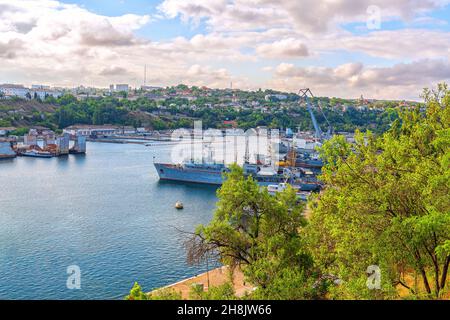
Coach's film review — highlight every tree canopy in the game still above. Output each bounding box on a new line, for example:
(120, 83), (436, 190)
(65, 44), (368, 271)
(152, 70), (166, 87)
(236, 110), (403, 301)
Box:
(185, 165), (324, 299)
(127, 84), (449, 300)
(308, 83), (450, 299)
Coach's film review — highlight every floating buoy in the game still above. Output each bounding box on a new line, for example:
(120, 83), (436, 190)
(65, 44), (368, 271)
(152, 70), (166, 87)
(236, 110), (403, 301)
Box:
(175, 201), (184, 209)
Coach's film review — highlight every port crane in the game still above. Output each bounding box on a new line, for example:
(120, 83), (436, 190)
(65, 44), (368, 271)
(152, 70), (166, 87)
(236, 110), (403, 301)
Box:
(298, 88), (333, 140)
(278, 88), (333, 168)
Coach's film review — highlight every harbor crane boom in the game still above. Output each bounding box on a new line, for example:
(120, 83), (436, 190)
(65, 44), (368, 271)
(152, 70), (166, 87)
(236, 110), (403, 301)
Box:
(298, 88), (333, 140)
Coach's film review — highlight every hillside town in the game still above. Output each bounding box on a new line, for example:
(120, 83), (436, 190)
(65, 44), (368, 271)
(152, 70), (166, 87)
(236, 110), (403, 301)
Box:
(0, 82), (420, 111)
(0, 83), (422, 140)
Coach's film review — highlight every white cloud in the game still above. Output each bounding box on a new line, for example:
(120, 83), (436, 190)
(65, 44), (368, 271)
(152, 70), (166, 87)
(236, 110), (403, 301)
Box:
(159, 0), (450, 33)
(1, 0), (449, 100)
(269, 59), (450, 99)
(256, 38), (309, 59)
(0, 0), (244, 88)
(334, 29), (450, 60)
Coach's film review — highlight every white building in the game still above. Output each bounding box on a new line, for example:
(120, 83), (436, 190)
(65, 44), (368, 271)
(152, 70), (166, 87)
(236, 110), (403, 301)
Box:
(24, 134), (37, 146)
(32, 84), (50, 90)
(115, 84), (129, 92)
(136, 127), (149, 133)
(63, 125), (122, 137)
(117, 126), (136, 135)
(0, 84), (29, 98)
(265, 94), (288, 101)
(141, 85), (161, 92)
(31, 89), (62, 100)
(0, 84), (62, 99)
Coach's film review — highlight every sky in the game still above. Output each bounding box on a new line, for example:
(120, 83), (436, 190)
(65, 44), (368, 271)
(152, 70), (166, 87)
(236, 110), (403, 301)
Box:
(1, 0), (450, 100)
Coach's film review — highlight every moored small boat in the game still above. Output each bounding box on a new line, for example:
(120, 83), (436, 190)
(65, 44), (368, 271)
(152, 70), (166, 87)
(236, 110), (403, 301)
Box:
(267, 183), (311, 201)
(21, 149), (53, 158)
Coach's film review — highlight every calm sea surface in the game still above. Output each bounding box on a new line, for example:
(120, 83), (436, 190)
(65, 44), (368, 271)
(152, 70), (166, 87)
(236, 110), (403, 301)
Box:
(0, 142), (219, 299)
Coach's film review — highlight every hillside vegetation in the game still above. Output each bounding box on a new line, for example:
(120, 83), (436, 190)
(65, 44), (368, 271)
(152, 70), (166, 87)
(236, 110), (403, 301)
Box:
(0, 87), (406, 134)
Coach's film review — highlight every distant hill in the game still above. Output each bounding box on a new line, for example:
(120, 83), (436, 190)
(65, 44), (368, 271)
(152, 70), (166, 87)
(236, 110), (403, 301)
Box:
(0, 90), (405, 134)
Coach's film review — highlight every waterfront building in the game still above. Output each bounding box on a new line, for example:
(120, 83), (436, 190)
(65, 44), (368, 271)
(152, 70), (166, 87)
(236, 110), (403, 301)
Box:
(136, 127), (150, 134)
(63, 125), (122, 137)
(24, 134), (37, 146)
(43, 133), (56, 147)
(120, 126), (136, 135)
(0, 127), (15, 136)
(56, 133), (70, 155)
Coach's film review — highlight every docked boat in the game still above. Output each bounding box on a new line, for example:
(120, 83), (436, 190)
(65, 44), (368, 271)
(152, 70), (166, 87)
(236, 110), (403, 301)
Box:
(154, 161), (293, 186)
(267, 183), (311, 201)
(155, 162), (228, 185)
(252, 166), (293, 186)
(290, 167), (322, 191)
(21, 149), (53, 158)
(294, 155), (323, 169)
(0, 142), (16, 159)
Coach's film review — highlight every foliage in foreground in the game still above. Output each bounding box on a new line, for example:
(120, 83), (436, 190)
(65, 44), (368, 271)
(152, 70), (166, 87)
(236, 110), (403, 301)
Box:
(125, 282), (182, 300)
(185, 165), (325, 299)
(190, 282), (236, 300)
(308, 83), (450, 299)
(127, 84), (449, 300)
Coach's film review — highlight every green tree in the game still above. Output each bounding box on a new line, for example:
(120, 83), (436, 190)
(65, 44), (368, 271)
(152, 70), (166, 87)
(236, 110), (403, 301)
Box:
(10, 127), (29, 136)
(147, 288), (182, 300)
(126, 283), (182, 300)
(125, 282), (148, 300)
(190, 282), (236, 300)
(308, 83), (450, 299)
(185, 165), (320, 299)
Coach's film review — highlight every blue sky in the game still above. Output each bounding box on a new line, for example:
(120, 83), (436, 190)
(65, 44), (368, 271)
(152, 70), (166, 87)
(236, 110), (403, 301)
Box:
(66, 0), (450, 38)
(1, 0), (450, 99)
(64, 0), (209, 40)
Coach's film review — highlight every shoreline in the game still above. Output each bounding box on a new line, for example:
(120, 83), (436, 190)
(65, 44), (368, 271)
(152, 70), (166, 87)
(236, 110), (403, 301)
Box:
(151, 266), (255, 299)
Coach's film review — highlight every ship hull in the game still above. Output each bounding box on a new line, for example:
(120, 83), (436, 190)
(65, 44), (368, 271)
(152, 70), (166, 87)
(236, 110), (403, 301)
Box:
(0, 154), (16, 160)
(154, 163), (224, 185)
(296, 183), (321, 191)
(295, 160), (323, 168)
(153, 163), (319, 191)
(21, 153), (53, 158)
